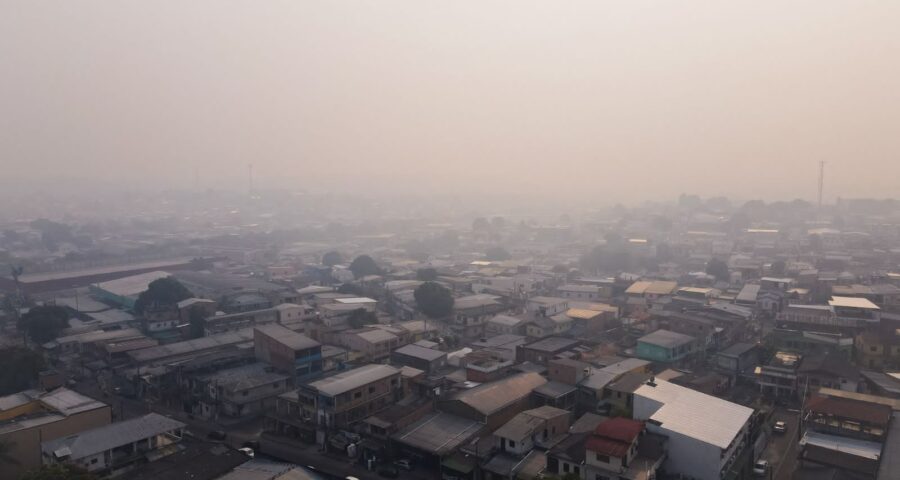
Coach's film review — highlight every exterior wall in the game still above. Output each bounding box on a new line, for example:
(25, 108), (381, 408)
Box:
(254, 329), (322, 379)
(0, 406), (112, 479)
(548, 360), (587, 385)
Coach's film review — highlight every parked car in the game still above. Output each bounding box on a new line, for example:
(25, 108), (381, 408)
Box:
(753, 459), (770, 476)
(377, 466), (399, 478)
(393, 459), (413, 471)
(773, 420), (787, 434)
(242, 440), (261, 450)
(207, 430), (227, 441)
(238, 447), (255, 458)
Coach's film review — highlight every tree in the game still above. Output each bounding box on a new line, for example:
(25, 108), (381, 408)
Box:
(20, 464), (98, 480)
(0, 346), (45, 395)
(416, 268), (438, 281)
(19, 305), (69, 344)
(472, 217), (490, 232)
(770, 260), (787, 276)
(484, 246), (511, 261)
(347, 308), (377, 329)
(322, 251), (343, 267)
(414, 282), (454, 319)
(706, 257), (729, 281)
(134, 277), (193, 314)
(348, 255), (380, 278)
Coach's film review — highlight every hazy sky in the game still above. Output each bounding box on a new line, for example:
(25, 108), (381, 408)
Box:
(2, 1), (900, 203)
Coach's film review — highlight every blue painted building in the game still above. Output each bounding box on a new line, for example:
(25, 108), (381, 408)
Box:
(636, 329), (697, 363)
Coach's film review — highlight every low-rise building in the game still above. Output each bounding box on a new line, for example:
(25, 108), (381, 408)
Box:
(391, 344), (447, 374)
(194, 363), (291, 419)
(635, 329), (698, 364)
(493, 406), (570, 456)
(41, 413), (185, 474)
(0, 388), (112, 478)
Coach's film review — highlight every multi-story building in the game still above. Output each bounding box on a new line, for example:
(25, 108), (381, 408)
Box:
(633, 379), (752, 480)
(294, 364), (401, 435)
(254, 324), (322, 382)
(194, 362), (291, 419)
(635, 329), (698, 364)
(757, 351), (803, 398)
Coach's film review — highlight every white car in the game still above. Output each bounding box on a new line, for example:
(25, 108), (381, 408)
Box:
(753, 459), (769, 476)
(773, 420), (787, 433)
(238, 447), (255, 458)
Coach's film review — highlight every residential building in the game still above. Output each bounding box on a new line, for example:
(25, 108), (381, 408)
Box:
(253, 324), (322, 381)
(633, 379), (753, 480)
(635, 329), (698, 364)
(194, 363), (291, 419)
(0, 388), (111, 478)
(295, 364), (401, 433)
(439, 372), (547, 429)
(493, 406), (570, 456)
(41, 413), (184, 474)
(516, 337), (582, 366)
(391, 343), (447, 374)
(486, 314), (527, 336)
(757, 351), (802, 398)
(337, 328), (401, 360)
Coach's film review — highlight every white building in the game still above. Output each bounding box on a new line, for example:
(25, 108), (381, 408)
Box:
(633, 379), (752, 480)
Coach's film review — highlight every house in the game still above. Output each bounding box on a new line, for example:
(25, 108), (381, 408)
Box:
(516, 337), (582, 366)
(525, 296), (570, 317)
(798, 351), (860, 392)
(556, 284), (607, 302)
(41, 413), (185, 474)
(829, 296), (881, 327)
(0, 388), (112, 479)
(253, 324), (322, 382)
(714, 342), (758, 378)
(493, 406), (570, 456)
(391, 412), (483, 471)
(797, 395), (893, 478)
(194, 363), (291, 420)
(635, 329), (698, 364)
(391, 344), (447, 374)
(439, 372), (547, 430)
(633, 379), (753, 480)
(337, 328), (401, 360)
(453, 294), (508, 340)
(291, 364), (402, 435)
(757, 351), (803, 398)
(486, 314), (527, 336)
(855, 326), (900, 370)
(546, 417), (667, 480)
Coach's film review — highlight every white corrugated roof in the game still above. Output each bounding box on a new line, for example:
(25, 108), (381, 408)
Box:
(634, 379), (752, 449)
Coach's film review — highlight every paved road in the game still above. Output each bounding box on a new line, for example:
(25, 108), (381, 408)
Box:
(758, 408), (799, 480)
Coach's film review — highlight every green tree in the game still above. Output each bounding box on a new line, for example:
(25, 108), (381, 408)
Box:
(0, 347), (45, 395)
(348, 255), (380, 278)
(484, 246), (511, 261)
(18, 305), (69, 344)
(347, 308), (377, 329)
(134, 277), (193, 314)
(416, 268), (438, 281)
(414, 282), (454, 319)
(706, 257), (730, 281)
(20, 464), (98, 480)
(322, 251), (343, 267)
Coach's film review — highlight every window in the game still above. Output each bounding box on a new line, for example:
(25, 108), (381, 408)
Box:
(596, 453), (610, 463)
(369, 387), (375, 394)
(563, 463), (569, 473)
(871, 346), (878, 352)
(91, 458), (98, 464)
(354, 391), (362, 399)
(509, 440), (516, 448)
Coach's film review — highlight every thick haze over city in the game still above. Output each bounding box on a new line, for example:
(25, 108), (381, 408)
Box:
(3, 1), (900, 204)
(6, 3), (900, 480)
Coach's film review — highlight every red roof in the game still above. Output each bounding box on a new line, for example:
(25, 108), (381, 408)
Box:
(805, 395), (891, 427)
(585, 418), (643, 457)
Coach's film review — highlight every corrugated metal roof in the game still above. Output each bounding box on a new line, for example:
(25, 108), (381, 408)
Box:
(453, 372), (547, 415)
(309, 364), (398, 397)
(42, 413), (184, 460)
(634, 379), (752, 449)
